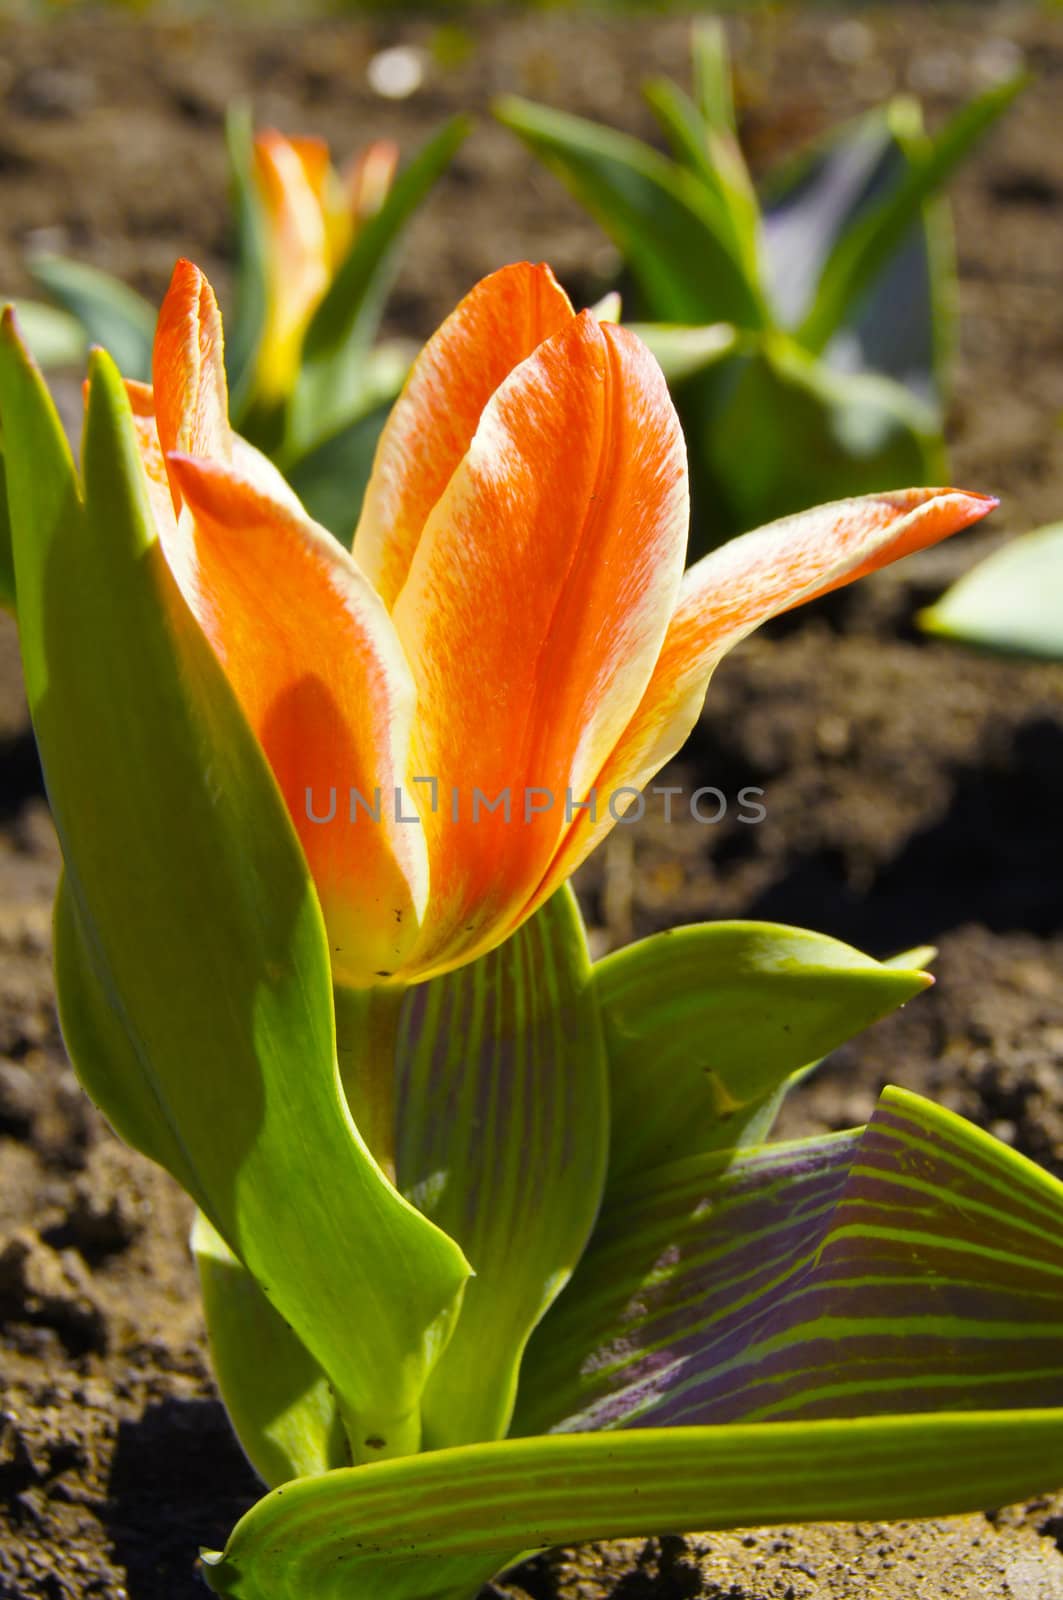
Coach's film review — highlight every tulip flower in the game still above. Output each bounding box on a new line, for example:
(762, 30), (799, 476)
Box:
(250, 129), (399, 407)
(131, 257), (994, 990)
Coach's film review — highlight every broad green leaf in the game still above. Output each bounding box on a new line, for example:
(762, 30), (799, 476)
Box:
(798, 74), (1024, 356)
(7, 299), (87, 369)
(393, 885), (608, 1448)
(224, 102), (271, 426)
(288, 116), (469, 456)
(513, 1089), (1063, 1436)
(595, 920), (928, 1183)
(28, 255), (154, 381)
(201, 1409), (1063, 1600)
(682, 335), (943, 549)
(919, 521), (1063, 660)
(0, 324), (470, 1461)
(494, 95), (765, 329)
(193, 1211), (349, 1487)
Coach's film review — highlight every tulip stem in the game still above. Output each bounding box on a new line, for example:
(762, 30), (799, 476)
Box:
(335, 982), (405, 1187)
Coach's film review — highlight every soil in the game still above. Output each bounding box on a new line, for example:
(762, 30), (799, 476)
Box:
(1, 6), (1063, 1599)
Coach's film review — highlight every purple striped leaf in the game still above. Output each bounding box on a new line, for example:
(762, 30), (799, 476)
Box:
(512, 1086), (1063, 1435)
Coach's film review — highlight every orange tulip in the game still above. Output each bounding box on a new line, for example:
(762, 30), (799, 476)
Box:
(250, 130), (398, 406)
(129, 258), (994, 989)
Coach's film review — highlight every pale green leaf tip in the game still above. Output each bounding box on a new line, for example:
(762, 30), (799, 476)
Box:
(199, 1548), (224, 1567)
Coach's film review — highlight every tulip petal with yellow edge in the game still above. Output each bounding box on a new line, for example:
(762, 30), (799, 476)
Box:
(532, 487), (998, 911)
(352, 262), (576, 609)
(167, 452), (429, 987)
(393, 310), (688, 979)
(252, 132), (333, 403)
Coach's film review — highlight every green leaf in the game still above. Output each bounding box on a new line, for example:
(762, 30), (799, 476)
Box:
(681, 335), (943, 549)
(224, 102), (271, 426)
(7, 299), (87, 369)
(202, 1409), (1063, 1600)
(0, 449), (14, 613)
(642, 79), (761, 290)
(193, 1212), (349, 1487)
(0, 323), (470, 1462)
(691, 18), (736, 136)
(494, 95), (765, 329)
(391, 885), (609, 1448)
(285, 400), (392, 547)
(797, 74), (1024, 355)
(514, 1088), (1063, 1436)
(28, 255), (155, 381)
(919, 521), (1063, 660)
(288, 116), (469, 457)
(595, 921), (928, 1183)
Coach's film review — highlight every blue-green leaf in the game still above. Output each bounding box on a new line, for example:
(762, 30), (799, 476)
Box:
(28, 255), (154, 380)
(6, 299), (87, 369)
(796, 75), (1024, 357)
(494, 95), (765, 329)
(919, 521), (1063, 660)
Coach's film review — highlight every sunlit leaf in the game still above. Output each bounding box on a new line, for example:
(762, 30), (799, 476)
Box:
(919, 521), (1063, 660)
(596, 921), (929, 1182)
(0, 324), (470, 1462)
(201, 1408), (1063, 1600)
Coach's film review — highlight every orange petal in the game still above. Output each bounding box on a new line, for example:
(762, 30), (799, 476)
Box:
(152, 260), (231, 513)
(165, 451), (428, 987)
(351, 262), (576, 610)
(391, 313), (688, 978)
(344, 139), (399, 225)
(534, 487), (998, 905)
